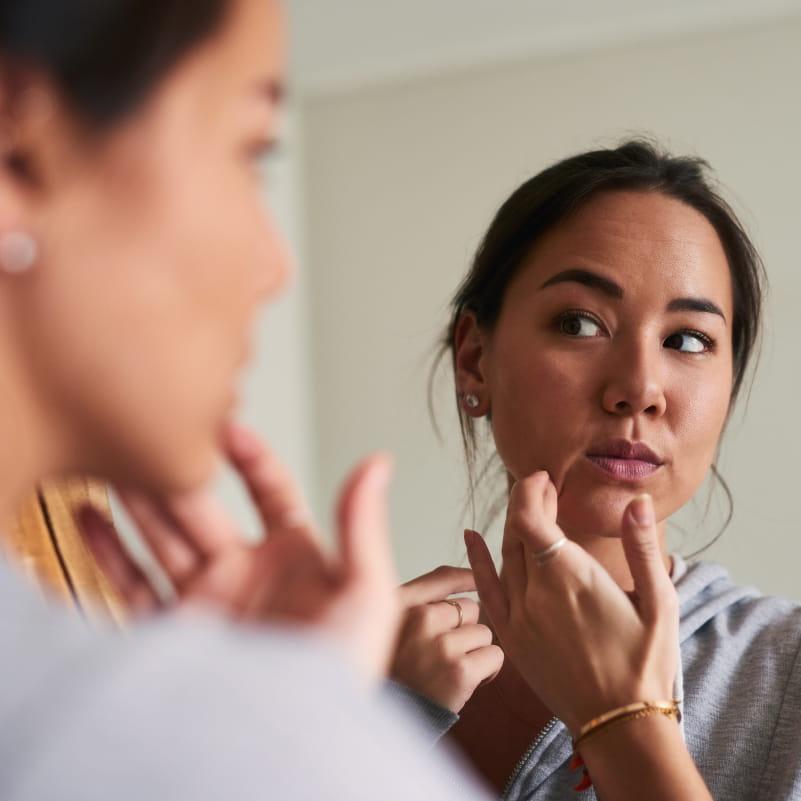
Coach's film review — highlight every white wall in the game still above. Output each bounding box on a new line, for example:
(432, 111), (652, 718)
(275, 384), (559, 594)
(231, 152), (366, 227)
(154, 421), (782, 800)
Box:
(300, 20), (801, 598)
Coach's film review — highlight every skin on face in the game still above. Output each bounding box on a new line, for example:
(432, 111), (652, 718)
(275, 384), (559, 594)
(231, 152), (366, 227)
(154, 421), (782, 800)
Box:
(456, 190), (735, 542)
(1, 0), (289, 494)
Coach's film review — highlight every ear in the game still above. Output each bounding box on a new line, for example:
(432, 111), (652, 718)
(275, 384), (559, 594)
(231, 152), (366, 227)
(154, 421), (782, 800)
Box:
(0, 71), (82, 285)
(0, 84), (27, 235)
(453, 311), (491, 417)
(0, 69), (75, 220)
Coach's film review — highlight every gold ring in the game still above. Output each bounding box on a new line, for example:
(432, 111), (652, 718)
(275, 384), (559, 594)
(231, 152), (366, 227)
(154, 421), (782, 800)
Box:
(443, 599), (464, 628)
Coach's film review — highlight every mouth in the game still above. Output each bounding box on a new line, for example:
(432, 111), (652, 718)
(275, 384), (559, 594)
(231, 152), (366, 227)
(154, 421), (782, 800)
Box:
(585, 439), (664, 482)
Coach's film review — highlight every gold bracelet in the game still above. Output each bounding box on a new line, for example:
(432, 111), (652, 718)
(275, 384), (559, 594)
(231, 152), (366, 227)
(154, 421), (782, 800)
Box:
(568, 699), (682, 793)
(575, 705), (678, 750)
(575, 699), (682, 743)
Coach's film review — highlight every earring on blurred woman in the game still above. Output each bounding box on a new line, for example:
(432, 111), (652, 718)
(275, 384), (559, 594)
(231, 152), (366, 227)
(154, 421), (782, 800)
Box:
(0, 230), (38, 274)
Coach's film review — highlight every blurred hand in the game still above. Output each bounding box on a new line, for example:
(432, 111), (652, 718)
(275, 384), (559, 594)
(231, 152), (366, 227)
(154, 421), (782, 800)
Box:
(465, 471), (678, 735)
(390, 566), (504, 713)
(78, 422), (400, 684)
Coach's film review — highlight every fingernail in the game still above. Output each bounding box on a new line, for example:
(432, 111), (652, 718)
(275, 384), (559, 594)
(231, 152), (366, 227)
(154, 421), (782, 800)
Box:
(464, 529), (480, 548)
(630, 494), (655, 527)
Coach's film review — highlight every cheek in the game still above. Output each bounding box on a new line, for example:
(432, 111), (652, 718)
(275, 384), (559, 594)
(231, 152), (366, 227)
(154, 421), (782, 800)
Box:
(130, 148), (278, 387)
(114, 171), (248, 392)
(24, 153), (270, 488)
(489, 344), (593, 479)
(669, 361), (732, 477)
(176, 162), (287, 337)
(486, 329), (733, 537)
(165, 155), (266, 313)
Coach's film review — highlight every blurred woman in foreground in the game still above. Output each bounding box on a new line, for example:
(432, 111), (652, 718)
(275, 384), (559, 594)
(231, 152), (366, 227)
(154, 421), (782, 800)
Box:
(0, 1), (488, 799)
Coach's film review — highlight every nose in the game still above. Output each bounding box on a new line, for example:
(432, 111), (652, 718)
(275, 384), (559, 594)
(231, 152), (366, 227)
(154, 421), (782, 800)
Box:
(601, 338), (667, 419)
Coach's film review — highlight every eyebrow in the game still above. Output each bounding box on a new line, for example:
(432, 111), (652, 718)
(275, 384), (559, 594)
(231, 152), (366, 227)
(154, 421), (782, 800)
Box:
(541, 268), (623, 299)
(540, 267), (727, 322)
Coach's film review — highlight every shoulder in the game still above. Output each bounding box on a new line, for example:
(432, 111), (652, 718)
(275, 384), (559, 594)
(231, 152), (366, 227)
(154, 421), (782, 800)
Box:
(678, 557), (801, 700)
(675, 554), (801, 647)
(676, 561), (801, 798)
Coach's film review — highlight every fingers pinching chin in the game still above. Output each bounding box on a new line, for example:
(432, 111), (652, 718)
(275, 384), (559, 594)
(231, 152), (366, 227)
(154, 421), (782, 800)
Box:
(507, 471), (562, 554)
(221, 419), (263, 462)
(223, 423), (314, 534)
(543, 478), (558, 522)
(621, 493), (672, 622)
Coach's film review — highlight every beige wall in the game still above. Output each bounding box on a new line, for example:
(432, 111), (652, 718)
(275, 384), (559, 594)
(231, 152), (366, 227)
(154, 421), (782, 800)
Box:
(300, 21), (801, 598)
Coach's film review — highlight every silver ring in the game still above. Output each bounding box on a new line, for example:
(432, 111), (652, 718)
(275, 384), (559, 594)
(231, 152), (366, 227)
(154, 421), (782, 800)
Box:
(533, 536), (568, 567)
(443, 599), (464, 628)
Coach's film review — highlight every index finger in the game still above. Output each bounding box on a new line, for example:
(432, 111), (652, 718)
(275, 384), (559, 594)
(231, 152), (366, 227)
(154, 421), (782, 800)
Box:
(160, 489), (242, 558)
(223, 421), (315, 536)
(399, 565), (476, 607)
(507, 472), (567, 567)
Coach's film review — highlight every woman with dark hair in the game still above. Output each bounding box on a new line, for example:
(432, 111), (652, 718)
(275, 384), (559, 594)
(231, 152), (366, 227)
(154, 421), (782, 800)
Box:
(0, 1), (493, 799)
(387, 141), (801, 800)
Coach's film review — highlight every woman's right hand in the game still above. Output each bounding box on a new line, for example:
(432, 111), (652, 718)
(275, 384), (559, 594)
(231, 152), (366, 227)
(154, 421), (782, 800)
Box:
(78, 422), (400, 685)
(465, 472), (678, 736)
(390, 566), (504, 713)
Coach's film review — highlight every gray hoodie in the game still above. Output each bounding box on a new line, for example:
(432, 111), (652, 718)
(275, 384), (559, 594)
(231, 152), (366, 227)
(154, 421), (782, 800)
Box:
(391, 551), (801, 800)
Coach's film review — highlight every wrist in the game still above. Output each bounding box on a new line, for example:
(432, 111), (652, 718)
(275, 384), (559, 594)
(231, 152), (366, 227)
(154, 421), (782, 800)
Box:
(577, 707), (683, 766)
(566, 682), (676, 736)
(576, 711), (707, 797)
(573, 697), (680, 743)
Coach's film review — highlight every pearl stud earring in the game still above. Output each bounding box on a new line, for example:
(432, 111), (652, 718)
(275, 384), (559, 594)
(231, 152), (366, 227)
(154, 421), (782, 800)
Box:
(463, 393), (480, 410)
(0, 231), (38, 275)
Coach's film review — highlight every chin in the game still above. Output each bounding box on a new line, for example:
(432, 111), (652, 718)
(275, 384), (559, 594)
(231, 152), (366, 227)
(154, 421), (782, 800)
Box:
(557, 484), (643, 540)
(168, 441), (220, 493)
(157, 396), (231, 493)
(123, 430), (220, 496)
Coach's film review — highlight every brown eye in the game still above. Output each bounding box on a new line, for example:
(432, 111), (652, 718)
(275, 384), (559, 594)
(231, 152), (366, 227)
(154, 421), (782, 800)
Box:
(663, 331), (713, 353)
(558, 311), (603, 337)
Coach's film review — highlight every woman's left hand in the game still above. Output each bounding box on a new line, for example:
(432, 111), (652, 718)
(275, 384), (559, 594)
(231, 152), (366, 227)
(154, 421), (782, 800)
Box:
(465, 470), (679, 736)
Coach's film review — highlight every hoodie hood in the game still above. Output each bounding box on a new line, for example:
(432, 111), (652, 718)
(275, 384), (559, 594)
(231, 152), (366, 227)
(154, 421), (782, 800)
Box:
(672, 551), (762, 644)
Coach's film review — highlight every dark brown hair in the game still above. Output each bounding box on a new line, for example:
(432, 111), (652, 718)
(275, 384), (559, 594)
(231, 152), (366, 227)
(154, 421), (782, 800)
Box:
(0, 0), (229, 128)
(439, 139), (766, 555)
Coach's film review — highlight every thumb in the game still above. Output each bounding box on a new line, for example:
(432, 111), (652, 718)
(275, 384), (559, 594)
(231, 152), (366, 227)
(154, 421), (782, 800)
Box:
(335, 453), (397, 587)
(620, 493), (672, 622)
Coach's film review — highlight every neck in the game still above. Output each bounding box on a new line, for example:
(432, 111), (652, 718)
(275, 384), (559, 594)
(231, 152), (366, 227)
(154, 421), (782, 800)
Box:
(567, 522), (672, 592)
(0, 330), (63, 528)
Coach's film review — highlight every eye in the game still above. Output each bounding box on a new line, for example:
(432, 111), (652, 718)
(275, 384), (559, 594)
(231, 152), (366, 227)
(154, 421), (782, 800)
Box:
(663, 330), (714, 354)
(557, 310), (605, 338)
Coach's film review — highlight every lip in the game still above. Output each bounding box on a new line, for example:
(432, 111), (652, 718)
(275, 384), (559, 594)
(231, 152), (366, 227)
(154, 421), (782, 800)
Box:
(585, 439), (664, 482)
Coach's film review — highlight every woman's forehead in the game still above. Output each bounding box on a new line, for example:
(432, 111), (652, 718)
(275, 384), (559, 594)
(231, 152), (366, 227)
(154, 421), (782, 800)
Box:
(517, 190), (733, 309)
